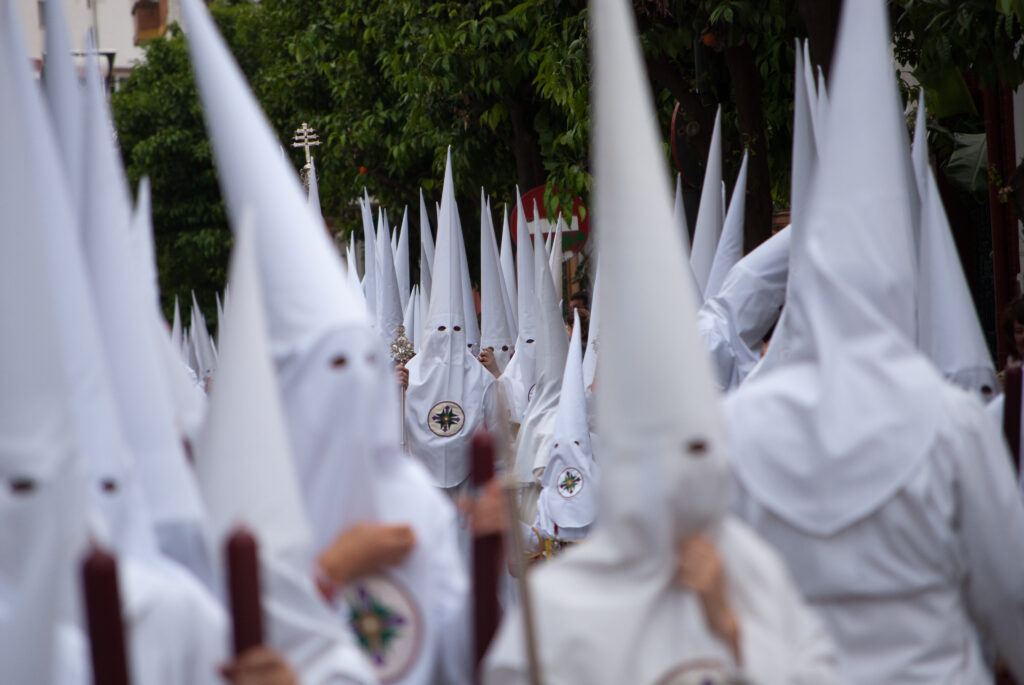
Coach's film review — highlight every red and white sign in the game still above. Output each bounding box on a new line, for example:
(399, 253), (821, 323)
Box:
(508, 185), (590, 257)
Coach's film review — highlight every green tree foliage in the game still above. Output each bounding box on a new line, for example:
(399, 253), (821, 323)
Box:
(113, 0), (1024, 318)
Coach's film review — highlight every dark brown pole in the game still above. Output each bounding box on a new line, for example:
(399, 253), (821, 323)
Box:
(82, 547), (131, 685)
(470, 429), (502, 675)
(226, 527), (263, 656)
(984, 84), (1021, 367)
(1003, 366), (1022, 474)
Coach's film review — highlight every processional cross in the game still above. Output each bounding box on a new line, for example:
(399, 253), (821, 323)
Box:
(291, 122), (320, 190)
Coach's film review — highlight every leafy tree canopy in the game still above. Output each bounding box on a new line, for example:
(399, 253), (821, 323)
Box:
(113, 0), (1024, 324)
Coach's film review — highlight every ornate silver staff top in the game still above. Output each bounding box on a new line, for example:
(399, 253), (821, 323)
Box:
(391, 325), (415, 365)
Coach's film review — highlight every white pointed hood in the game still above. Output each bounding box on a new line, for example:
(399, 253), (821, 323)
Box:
(488, 2), (734, 678)
(536, 309), (598, 536)
(132, 179), (208, 447)
(703, 151), (748, 301)
(361, 195), (378, 320)
(171, 296), (183, 353)
(912, 93), (997, 399)
(191, 293), (217, 380)
(0, 8), (87, 678)
(375, 207), (405, 346)
(42, 0), (84, 208)
(724, 0), (942, 536)
(396, 208), (411, 312)
(689, 107), (724, 297)
(195, 217), (376, 683)
(405, 148), (497, 486)
(480, 189), (515, 370)
(181, 0), (365, 360)
(195, 216), (313, 564)
(498, 204), (519, 333)
(548, 213), (564, 299)
(514, 217), (570, 482)
(673, 173), (691, 248)
(79, 35), (208, 570)
(454, 208), (481, 353)
(418, 188), (434, 310)
(582, 257), (601, 395)
(403, 284), (419, 352)
(496, 187), (540, 425)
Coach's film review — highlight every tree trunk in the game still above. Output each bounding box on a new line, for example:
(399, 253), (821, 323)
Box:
(983, 83), (1021, 366)
(796, 0), (843, 84)
(508, 103), (546, 191)
(722, 42), (773, 251)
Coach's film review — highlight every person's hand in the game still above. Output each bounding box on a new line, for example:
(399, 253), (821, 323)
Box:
(219, 646), (297, 685)
(394, 365), (409, 390)
(457, 478), (507, 536)
(318, 523), (416, 587)
(477, 347), (500, 377)
(677, 535), (741, 664)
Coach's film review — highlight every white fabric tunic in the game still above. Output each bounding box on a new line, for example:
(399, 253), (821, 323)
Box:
(730, 384), (1024, 683)
(484, 517), (842, 685)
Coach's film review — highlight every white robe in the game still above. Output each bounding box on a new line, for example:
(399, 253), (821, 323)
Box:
(122, 558), (227, 685)
(484, 517), (841, 684)
(730, 384), (1024, 683)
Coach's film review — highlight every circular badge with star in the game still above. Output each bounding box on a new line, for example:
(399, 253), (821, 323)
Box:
(428, 401), (465, 438)
(556, 467), (584, 499)
(655, 660), (733, 685)
(344, 575), (423, 683)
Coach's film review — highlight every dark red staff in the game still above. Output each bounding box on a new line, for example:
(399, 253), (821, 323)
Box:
(470, 429), (502, 673)
(82, 546), (131, 685)
(1003, 366), (1022, 474)
(226, 527), (263, 655)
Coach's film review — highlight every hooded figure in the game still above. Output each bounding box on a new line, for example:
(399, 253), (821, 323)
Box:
(499, 205), (519, 334)
(688, 107), (724, 299)
(703, 152), (748, 302)
(1, 7), (91, 679)
(548, 214), (564, 301)
(698, 227), (790, 391)
(194, 218), (375, 684)
(405, 149), (501, 488)
(376, 207), (406, 347)
(484, 3), (840, 681)
(724, 1), (1024, 682)
(179, 4), (470, 683)
(512, 224), (569, 490)
(698, 42), (814, 392)
(191, 292), (218, 383)
(78, 30), (212, 586)
(454, 207), (481, 355)
(360, 193), (379, 321)
(419, 188), (435, 316)
(672, 172), (690, 249)
(496, 188), (539, 425)
(533, 309), (598, 543)
(131, 179), (208, 448)
(396, 208), (412, 313)
(910, 93), (998, 400)
(581, 258), (601, 432)
(481, 190), (516, 372)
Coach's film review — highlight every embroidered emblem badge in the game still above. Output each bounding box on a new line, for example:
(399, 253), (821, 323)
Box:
(428, 401), (465, 437)
(345, 575), (423, 683)
(557, 467), (584, 499)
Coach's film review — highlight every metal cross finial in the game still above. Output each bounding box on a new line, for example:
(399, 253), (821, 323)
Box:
(291, 122), (320, 165)
(391, 326), (415, 365)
